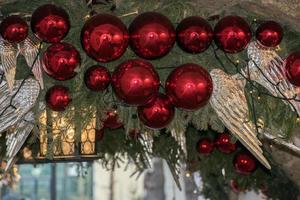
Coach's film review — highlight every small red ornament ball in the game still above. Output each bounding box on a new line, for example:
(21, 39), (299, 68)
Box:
(96, 128), (104, 141)
(81, 14), (129, 62)
(112, 59), (160, 106)
(197, 138), (214, 155)
(0, 16), (28, 43)
(214, 16), (252, 53)
(84, 65), (111, 91)
(229, 180), (245, 193)
(165, 63), (213, 110)
(256, 21), (283, 47)
(215, 133), (237, 154)
(176, 16), (213, 53)
(284, 51), (300, 87)
(234, 153), (257, 174)
(102, 111), (123, 129)
(31, 4), (70, 43)
(43, 42), (81, 81)
(46, 85), (71, 112)
(138, 94), (175, 129)
(129, 129), (141, 139)
(129, 12), (176, 59)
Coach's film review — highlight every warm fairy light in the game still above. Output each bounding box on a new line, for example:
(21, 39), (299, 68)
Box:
(235, 60), (240, 64)
(296, 117), (300, 123)
(186, 172), (191, 177)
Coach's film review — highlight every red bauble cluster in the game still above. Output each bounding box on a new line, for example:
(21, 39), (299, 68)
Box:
(284, 51), (300, 87)
(45, 85), (71, 111)
(234, 153), (257, 174)
(81, 14), (129, 62)
(0, 16), (28, 43)
(215, 133), (237, 154)
(197, 138), (214, 155)
(84, 65), (111, 91)
(256, 21), (283, 47)
(102, 110), (123, 130)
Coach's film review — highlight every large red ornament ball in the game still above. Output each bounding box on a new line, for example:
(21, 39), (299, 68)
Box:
(112, 59), (160, 106)
(284, 51), (300, 87)
(234, 153), (257, 174)
(46, 85), (71, 112)
(256, 21), (283, 47)
(165, 63), (213, 110)
(0, 16), (28, 43)
(84, 65), (111, 91)
(31, 4), (70, 43)
(102, 111), (123, 129)
(43, 42), (81, 81)
(197, 138), (214, 155)
(215, 133), (237, 154)
(129, 12), (176, 59)
(214, 16), (252, 53)
(81, 14), (129, 62)
(176, 16), (213, 53)
(138, 94), (175, 129)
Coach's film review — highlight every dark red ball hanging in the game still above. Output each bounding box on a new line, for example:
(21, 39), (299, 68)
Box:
(129, 128), (141, 139)
(0, 16), (28, 43)
(46, 85), (71, 112)
(96, 128), (105, 141)
(43, 42), (81, 81)
(215, 133), (237, 154)
(81, 14), (129, 62)
(234, 153), (257, 174)
(84, 65), (111, 91)
(129, 12), (176, 59)
(31, 4), (70, 43)
(229, 180), (245, 193)
(138, 94), (175, 129)
(102, 110), (123, 129)
(256, 21), (283, 47)
(176, 16), (213, 53)
(112, 59), (160, 106)
(214, 16), (252, 53)
(165, 63), (213, 110)
(197, 138), (214, 155)
(284, 51), (300, 87)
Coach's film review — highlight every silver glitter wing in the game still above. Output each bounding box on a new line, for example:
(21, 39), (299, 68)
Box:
(209, 68), (271, 169)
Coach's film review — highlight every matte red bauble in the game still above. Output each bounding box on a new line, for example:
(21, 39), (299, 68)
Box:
(43, 42), (81, 81)
(256, 21), (283, 47)
(129, 129), (141, 139)
(0, 16), (28, 43)
(234, 153), (257, 174)
(96, 128), (104, 141)
(176, 16), (213, 53)
(129, 12), (176, 59)
(138, 94), (175, 129)
(215, 133), (237, 154)
(84, 65), (111, 91)
(31, 4), (70, 43)
(45, 85), (71, 112)
(284, 51), (300, 86)
(230, 180), (245, 193)
(197, 138), (214, 155)
(112, 59), (160, 106)
(165, 63), (213, 110)
(102, 111), (123, 129)
(214, 16), (252, 53)
(81, 14), (129, 62)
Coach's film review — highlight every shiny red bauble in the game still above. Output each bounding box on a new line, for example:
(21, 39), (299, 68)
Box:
(43, 42), (81, 81)
(102, 111), (123, 129)
(138, 94), (175, 129)
(45, 85), (71, 112)
(176, 16), (213, 53)
(129, 12), (176, 59)
(284, 51), (300, 86)
(197, 138), (214, 155)
(84, 65), (111, 91)
(214, 16), (252, 53)
(0, 16), (28, 43)
(256, 21), (283, 47)
(31, 4), (70, 43)
(81, 14), (129, 62)
(215, 133), (237, 154)
(234, 153), (257, 174)
(112, 59), (160, 106)
(165, 63), (213, 110)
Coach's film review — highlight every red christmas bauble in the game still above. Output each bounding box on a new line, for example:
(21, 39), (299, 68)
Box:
(96, 128), (104, 141)
(45, 85), (71, 111)
(176, 16), (213, 53)
(112, 59), (160, 106)
(43, 42), (81, 81)
(31, 4), (70, 43)
(284, 51), (300, 86)
(84, 65), (111, 91)
(215, 133), (237, 154)
(129, 12), (176, 59)
(256, 21), (283, 47)
(81, 14), (129, 62)
(165, 63), (213, 110)
(214, 16), (252, 53)
(229, 180), (245, 193)
(234, 153), (257, 174)
(102, 110), (123, 129)
(138, 94), (175, 129)
(129, 128), (140, 139)
(0, 16), (28, 43)
(197, 138), (214, 155)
